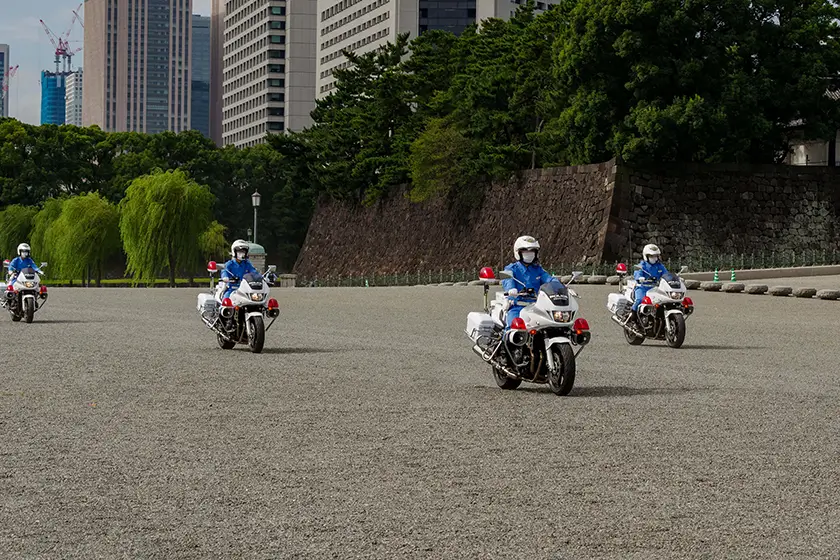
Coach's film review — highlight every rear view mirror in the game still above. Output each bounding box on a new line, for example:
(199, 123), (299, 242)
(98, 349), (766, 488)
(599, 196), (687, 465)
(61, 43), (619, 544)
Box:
(40, 262), (48, 269)
(498, 270), (513, 279)
(679, 265), (688, 274)
(634, 263), (642, 270)
(266, 265), (277, 274)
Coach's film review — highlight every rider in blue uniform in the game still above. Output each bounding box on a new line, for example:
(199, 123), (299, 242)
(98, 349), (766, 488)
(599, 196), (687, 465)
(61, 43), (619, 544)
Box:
(502, 235), (559, 328)
(221, 239), (260, 299)
(631, 243), (669, 322)
(7, 243), (43, 283)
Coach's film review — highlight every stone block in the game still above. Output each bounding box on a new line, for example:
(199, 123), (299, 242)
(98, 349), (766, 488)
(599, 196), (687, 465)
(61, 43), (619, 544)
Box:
(606, 275), (621, 285)
(685, 280), (701, 290)
(792, 287), (817, 298)
(745, 284), (768, 294)
(816, 289), (840, 300)
(769, 286), (792, 296)
(723, 283), (745, 293)
(587, 275), (607, 284)
(468, 280), (484, 286)
(454, 281), (469, 287)
(701, 282), (722, 291)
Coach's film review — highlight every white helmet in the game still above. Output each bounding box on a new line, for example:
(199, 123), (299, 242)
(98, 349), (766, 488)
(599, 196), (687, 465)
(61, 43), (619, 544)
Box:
(17, 243), (31, 258)
(513, 235), (540, 263)
(231, 239), (249, 259)
(642, 243), (661, 264)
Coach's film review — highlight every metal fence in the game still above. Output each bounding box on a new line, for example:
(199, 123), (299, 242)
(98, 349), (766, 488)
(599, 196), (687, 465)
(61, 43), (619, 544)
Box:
(295, 249), (840, 287)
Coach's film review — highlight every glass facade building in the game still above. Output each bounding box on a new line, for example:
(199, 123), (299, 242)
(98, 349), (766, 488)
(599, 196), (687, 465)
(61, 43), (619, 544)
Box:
(191, 15), (211, 139)
(41, 71), (67, 125)
(419, 0), (477, 35)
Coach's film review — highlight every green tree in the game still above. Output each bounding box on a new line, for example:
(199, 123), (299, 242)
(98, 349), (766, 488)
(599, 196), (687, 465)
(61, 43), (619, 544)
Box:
(0, 205), (37, 261)
(120, 169), (215, 286)
(47, 193), (120, 285)
(30, 198), (65, 268)
(199, 220), (229, 262)
(409, 117), (476, 201)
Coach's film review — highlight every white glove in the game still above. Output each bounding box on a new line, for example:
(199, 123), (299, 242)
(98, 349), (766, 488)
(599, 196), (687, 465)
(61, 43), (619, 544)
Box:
(508, 288), (519, 297)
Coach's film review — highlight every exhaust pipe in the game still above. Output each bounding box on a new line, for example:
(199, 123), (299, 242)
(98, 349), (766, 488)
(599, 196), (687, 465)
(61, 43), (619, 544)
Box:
(472, 344), (520, 380)
(611, 314), (645, 338)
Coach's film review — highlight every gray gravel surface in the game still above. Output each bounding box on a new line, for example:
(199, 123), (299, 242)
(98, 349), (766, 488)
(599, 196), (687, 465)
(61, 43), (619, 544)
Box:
(2, 286), (839, 558)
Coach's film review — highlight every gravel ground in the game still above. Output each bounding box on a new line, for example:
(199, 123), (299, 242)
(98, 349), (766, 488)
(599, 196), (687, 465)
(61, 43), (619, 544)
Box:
(1, 286), (838, 559)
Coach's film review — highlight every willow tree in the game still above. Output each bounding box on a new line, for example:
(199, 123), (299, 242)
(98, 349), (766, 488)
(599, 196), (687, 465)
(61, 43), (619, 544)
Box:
(0, 205), (37, 261)
(48, 193), (120, 285)
(30, 198), (65, 269)
(199, 220), (229, 262)
(120, 169), (214, 286)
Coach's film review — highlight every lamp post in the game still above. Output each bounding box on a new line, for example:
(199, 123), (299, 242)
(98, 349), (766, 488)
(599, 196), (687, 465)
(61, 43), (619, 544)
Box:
(251, 190), (261, 244)
(247, 228), (253, 242)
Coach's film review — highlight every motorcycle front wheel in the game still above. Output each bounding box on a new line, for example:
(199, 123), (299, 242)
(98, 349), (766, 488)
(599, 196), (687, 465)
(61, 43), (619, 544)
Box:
(665, 314), (686, 348)
(548, 345), (576, 396)
(23, 298), (34, 323)
(248, 315), (265, 354)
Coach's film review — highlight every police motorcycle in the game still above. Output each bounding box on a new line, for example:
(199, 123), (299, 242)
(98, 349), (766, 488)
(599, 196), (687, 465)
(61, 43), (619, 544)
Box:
(465, 267), (591, 395)
(196, 261), (280, 353)
(2, 260), (49, 323)
(606, 263), (695, 348)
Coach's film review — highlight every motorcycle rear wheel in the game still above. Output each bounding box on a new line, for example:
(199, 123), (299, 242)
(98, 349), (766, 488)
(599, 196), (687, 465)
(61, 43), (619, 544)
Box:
(493, 366), (521, 390)
(548, 345), (576, 396)
(624, 327), (645, 345)
(217, 333), (235, 349)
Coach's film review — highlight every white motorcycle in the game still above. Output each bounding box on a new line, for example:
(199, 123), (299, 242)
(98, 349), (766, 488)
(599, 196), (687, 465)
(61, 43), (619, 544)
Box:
(607, 263), (695, 348)
(2, 261), (49, 323)
(197, 260), (280, 353)
(465, 267), (591, 395)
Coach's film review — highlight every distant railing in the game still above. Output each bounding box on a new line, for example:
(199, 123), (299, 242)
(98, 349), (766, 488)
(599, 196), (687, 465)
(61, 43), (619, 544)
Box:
(295, 249), (840, 287)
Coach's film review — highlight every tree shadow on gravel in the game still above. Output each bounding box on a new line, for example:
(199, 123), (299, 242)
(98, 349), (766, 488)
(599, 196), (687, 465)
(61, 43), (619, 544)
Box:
(235, 347), (341, 355)
(31, 319), (102, 324)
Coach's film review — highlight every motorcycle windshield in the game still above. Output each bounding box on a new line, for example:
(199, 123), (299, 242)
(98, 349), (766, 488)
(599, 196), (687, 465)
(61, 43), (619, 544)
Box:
(540, 280), (569, 306)
(661, 272), (682, 289)
(242, 272), (263, 289)
(19, 267), (37, 280)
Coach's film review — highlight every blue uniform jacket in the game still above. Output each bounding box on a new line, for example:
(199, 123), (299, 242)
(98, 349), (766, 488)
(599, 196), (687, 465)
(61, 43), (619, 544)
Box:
(8, 256), (41, 274)
(633, 260), (669, 286)
(221, 259), (259, 287)
(502, 261), (555, 300)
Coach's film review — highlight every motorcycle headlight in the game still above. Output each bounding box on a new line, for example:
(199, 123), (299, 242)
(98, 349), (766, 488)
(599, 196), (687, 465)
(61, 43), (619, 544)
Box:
(250, 293), (266, 302)
(24, 282), (34, 288)
(552, 310), (573, 323)
(669, 291), (684, 300)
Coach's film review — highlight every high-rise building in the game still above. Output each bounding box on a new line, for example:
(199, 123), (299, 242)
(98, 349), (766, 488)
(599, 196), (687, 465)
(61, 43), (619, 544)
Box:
(191, 15), (211, 139)
(316, 0), (560, 98)
(1, 44), (10, 117)
(83, 0), (192, 133)
(41, 71), (67, 125)
(65, 69), (84, 126)
(222, 0), (316, 147)
(210, 0), (225, 145)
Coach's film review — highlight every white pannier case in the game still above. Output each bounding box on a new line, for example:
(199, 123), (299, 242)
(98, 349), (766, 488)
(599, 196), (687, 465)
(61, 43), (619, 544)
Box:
(465, 311), (495, 342)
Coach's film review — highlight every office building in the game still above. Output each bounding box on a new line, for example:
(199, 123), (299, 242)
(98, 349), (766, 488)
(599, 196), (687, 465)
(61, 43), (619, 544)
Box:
(210, 0), (225, 145)
(83, 0), (192, 133)
(41, 71), (67, 125)
(222, 0), (316, 147)
(65, 69), (83, 126)
(1, 44), (10, 117)
(191, 15), (211, 138)
(316, 0), (559, 97)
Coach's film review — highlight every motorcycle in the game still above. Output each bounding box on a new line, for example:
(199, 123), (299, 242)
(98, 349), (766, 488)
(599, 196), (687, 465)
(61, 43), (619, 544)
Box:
(465, 267), (591, 395)
(197, 260), (280, 353)
(2, 261), (49, 323)
(606, 263), (695, 348)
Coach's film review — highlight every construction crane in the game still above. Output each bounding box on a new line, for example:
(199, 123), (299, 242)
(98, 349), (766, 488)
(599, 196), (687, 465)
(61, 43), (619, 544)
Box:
(0, 64), (20, 110)
(72, 5), (84, 28)
(40, 4), (84, 75)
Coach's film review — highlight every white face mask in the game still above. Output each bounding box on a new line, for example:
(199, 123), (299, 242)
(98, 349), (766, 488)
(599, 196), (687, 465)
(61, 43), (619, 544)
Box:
(522, 251), (536, 264)
(647, 256), (659, 264)
(235, 251), (247, 260)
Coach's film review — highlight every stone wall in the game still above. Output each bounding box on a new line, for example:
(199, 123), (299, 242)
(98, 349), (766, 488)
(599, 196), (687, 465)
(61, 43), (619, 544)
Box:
(294, 160), (840, 278)
(605, 164), (840, 262)
(294, 160), (617, 277)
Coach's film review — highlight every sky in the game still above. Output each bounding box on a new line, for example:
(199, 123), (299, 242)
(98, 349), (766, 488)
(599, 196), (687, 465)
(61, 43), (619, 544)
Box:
(0, 0), (212, 125)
